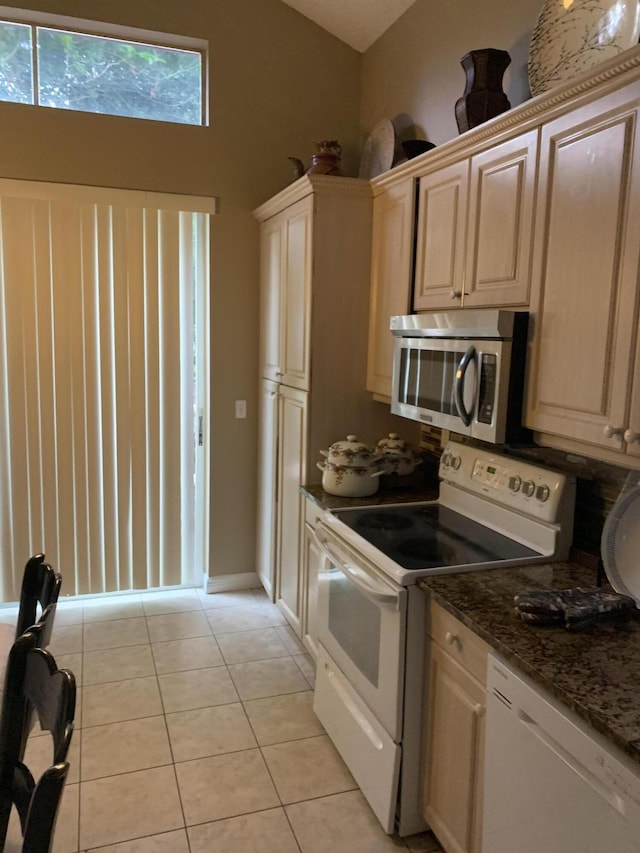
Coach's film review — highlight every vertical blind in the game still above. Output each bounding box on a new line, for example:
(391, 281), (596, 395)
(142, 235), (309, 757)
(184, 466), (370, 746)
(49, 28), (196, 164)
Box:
(0, 179), (215, 599)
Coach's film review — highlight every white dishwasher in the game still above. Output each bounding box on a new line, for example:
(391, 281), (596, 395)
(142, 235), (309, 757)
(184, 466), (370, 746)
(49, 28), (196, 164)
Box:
(483, 653), (640, 853)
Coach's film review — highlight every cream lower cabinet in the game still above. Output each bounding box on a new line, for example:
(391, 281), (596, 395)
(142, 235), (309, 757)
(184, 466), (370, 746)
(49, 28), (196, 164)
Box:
(366, 177), (416, 400)
(275, 385), (308, 635)
(256, 379), (279, 600)
(255, 379), (309, 635)
(524, 81), (640, 464)
(301, 496), (322, 660)
(413, 129), (537, 312)
(423, 600), (489, 853)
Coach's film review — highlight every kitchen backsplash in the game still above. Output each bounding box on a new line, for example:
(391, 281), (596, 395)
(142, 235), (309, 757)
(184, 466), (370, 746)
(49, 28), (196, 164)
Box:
(419, 426), (630, 561)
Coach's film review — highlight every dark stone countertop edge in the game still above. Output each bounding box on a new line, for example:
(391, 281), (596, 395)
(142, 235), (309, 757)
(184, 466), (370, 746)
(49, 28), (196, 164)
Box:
(300, 483), (439, 510)
(419, 565), (640, 766)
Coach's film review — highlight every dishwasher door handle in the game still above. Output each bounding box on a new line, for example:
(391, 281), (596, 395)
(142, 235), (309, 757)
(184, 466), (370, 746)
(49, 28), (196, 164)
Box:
(518, 709), (627, 816)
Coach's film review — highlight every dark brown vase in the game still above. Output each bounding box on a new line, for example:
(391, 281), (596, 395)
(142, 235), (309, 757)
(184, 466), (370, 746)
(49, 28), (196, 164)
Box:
(306, 140), (343, 176)
(455, 49), (511, 134)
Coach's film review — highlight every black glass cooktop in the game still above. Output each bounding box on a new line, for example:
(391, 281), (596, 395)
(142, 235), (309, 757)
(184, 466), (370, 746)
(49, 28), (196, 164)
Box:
(333, 503), (540, 570)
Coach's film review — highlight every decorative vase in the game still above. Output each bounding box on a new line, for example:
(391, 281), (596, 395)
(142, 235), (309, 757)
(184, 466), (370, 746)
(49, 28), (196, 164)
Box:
(306, 140), (343, 176)
(528, 0), (640, 96)
(454, 48), (511, 134)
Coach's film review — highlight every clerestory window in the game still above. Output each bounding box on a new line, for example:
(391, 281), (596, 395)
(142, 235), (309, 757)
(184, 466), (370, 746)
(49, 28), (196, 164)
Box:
(0, 13), (205, 125)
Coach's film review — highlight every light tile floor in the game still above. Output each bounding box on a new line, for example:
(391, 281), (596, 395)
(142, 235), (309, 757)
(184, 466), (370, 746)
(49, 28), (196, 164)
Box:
(0, 587), (444, 853)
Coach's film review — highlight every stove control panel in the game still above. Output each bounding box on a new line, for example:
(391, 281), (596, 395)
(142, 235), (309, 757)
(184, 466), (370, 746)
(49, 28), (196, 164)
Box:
(439, 442), (573, 524)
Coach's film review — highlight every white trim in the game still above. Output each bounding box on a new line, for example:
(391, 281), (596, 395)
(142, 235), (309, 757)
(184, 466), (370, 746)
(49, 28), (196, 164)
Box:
(0, 178), (219, 214)
(206, 572), (262, 594)
(0, 6), (208, 52)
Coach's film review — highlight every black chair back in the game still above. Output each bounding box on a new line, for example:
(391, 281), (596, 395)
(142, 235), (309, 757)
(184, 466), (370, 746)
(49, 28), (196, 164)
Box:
(0, 630), (75, 853)
(15, 555), (62, 641)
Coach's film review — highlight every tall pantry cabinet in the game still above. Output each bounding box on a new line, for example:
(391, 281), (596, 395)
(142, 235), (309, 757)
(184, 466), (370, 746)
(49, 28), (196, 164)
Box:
(254, 175), (406, 646)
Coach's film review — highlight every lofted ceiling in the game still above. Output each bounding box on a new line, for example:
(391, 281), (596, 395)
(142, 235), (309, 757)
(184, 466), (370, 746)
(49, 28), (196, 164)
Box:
(280, 0), (419, 53)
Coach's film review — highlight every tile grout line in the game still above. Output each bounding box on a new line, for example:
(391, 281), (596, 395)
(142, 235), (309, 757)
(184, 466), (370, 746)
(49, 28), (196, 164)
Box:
(53, 587), (421, 852)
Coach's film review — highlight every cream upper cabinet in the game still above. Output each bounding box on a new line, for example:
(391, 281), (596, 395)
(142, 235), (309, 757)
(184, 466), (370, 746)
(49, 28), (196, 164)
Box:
(413, 161), (468, 311)
(525, 82), (640, 461)
(413, 130), (538, 312)
(366, 177), (416, 400)
(423, 601), (489, 853)
(259, 216), (285, 383)
(259, 195), (312, 390)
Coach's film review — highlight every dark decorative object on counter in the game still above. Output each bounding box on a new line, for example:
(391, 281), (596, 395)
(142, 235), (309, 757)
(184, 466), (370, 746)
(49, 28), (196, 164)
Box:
(401, 139), (436, 159)
(455, 48), (511, 134)
(307, 140), (343, 175)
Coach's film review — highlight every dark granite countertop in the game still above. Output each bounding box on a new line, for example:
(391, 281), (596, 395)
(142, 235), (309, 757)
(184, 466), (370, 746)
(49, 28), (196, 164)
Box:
(419, 564), (640, 765)
(301, 483), (439, 510)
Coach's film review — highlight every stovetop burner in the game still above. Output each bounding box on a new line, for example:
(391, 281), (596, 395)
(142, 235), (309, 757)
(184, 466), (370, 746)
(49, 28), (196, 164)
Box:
(332, 502), (541, 570)
(355, 512), (413, 532)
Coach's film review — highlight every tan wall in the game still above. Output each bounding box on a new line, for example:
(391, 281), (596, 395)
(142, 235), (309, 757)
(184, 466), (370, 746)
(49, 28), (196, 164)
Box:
(361, 0), (543, 148)
(0, 0), (362, 581)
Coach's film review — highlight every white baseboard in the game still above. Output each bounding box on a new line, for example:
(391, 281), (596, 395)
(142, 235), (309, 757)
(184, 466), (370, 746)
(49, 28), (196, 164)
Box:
(205, 572), (262, 594)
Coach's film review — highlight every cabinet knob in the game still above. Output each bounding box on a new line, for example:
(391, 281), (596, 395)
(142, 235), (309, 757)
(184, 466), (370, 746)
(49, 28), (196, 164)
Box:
(450, 289), (462, 300)
(445, 631), (459, 646)
(624, 429), (640, 445)
(275, 370), (284, 377)
(603, 424), (624, 439)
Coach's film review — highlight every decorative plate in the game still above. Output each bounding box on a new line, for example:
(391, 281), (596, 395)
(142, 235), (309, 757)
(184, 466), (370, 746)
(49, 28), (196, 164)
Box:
(528, 0), (640, 96)
(359, 118), (396, 179)
(601, 482), (640, 604)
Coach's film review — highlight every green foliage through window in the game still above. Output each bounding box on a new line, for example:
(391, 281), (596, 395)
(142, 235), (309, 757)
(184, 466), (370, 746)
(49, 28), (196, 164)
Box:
(0, 19), (204, 125)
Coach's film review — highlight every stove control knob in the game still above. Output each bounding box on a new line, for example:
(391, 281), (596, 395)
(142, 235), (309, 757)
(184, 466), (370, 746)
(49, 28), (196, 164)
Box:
(521, 479), (535, 498)
(508, 475), (521, 492)
(451, 455), (461, 470)
(536, 484), (551, 502)
(442, 452), (451, 467)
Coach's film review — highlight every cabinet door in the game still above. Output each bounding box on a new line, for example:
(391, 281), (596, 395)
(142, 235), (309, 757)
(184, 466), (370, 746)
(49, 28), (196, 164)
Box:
(525, 90), (640, 451)
(464, 130), (538, 308)
(282, 197), (313, 390)
(275, 385), (308, 633)
(255, 380), (279, 600)
(301, 518), (321, 660)
(367, 178), (416, 399)
(413, 161), (469, 311)
(259, 215), (285, 382)
(424, 642), (486, 853)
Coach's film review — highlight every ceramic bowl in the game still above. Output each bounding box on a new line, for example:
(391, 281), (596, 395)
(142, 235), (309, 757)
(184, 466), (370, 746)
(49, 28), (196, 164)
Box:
(316, 458), (382, 497)
(320, 435), (380, 467)
(375, 432), (423, 476)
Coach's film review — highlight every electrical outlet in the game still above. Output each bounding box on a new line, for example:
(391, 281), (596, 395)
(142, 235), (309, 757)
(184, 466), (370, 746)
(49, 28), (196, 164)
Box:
(235, 400), (247, 419)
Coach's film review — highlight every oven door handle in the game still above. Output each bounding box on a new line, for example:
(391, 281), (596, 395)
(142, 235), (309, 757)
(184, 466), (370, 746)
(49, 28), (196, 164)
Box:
(314, 529), (400, 608)
(454, 344), (476, 427)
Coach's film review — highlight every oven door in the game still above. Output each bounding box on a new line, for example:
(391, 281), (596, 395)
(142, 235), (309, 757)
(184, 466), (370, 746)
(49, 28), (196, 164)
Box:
(313, 521), (407, 740)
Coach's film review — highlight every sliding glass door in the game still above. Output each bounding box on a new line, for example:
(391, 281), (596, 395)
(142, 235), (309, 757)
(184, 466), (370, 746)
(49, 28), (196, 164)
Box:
(0, 179), (215, 598)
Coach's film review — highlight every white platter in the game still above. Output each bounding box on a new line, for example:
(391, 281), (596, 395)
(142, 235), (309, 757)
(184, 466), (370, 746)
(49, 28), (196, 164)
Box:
(359, 118), (395, 179)
(529, 0), (640, 96)
(601, 482), (640, 604)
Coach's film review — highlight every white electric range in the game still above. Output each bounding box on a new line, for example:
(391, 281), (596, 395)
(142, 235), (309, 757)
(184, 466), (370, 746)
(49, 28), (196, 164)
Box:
(312, 441), (576, 836)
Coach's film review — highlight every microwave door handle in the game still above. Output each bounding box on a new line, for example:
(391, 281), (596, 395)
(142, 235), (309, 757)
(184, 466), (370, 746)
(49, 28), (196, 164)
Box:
(314, 531), (400, 608)
(454, 344), (476, 427)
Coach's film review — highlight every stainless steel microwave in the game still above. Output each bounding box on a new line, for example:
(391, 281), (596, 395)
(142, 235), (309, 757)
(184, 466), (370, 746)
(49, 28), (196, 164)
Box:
(390, 309), (529, 444)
